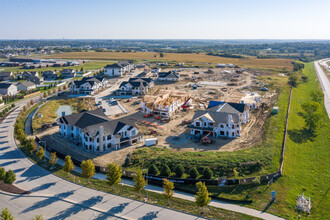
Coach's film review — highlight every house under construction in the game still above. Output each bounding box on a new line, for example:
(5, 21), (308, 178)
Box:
(141, 89), (192, 118)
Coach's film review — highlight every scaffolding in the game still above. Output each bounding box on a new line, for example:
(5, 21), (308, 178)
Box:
(296, 193), (311, 213)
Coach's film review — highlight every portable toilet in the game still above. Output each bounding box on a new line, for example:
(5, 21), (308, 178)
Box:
(273, 106), (279, 114)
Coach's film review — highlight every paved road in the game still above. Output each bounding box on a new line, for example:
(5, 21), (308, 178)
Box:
(314, 60), (330, 118)
(1, 102), (205, 219)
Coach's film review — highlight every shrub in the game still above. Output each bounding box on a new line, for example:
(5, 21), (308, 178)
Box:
(174, 165), (185, 178)
(203, 167), (213, 179)
(0, 167), (5, 181)
(148, 164), (159, 175)
(189, 167), (199, 179)
(160, 164), (171, 177)
(4, 170), (16, 184)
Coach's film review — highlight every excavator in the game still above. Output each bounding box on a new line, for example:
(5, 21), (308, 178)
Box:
(201, 132), (215, 145)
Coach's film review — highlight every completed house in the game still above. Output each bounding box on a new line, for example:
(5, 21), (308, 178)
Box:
(61, 69), (76, 78)
(42, 71), (57, 80)
(17, 81), (36, 92)
(141, 89), (191, 118)
(188, 102), (249, 139)
(117, 78), (154, 95)
(58, 109), (142, 152)
(157, 70), (180, 82)
(27, 75), (44, 85)
(0, 83), (17, 96)
(69, 76), (109, 95)
(0, 72), (13, 81)
(104, 61), (134, 77)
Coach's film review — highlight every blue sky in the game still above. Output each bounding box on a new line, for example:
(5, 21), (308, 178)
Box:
(0, 0), (329, 39)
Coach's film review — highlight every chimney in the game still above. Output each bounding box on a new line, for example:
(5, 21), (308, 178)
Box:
(99, 126), (104, 152)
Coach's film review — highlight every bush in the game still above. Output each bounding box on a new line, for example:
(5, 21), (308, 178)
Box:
(148, 164), (159, 175)
(0, 167), (5, 180)
(4, 170), (16, 184)
(174, 165), (185, 178)
(189, 167), (199, 179)
(203, 167), (213, 179)
(160, 164), (171, 177)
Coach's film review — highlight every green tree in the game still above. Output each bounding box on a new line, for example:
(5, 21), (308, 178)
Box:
(32, 214), (43, 220)
(0, 208), (14, 220)
(4, 170), (16, 184)
(148, 164), (159, 176)
(36, 147), (45, 161)
(159, 53), (164, 58)
(195, 182), (211, 214)
(0, 167), (5, 181)
(163, 178), (174, 205)
(133, 170), (146, 196)
(301, 101), (323, 134)
(49, 152), (58, 168)
(106, 163), (122, 191)
(63, 155), (75, 177)
(81, 159), (95, 184)
(310, 90), (323, 103)
(26, 138), (36, 155)
(233, 168), (239, 178)
(189, 167), (199, 179)
(202, 167), (213, 179)
(160, 164), (171, 177)
(174, 165), (185, 178)
(288, 73), (298, 87)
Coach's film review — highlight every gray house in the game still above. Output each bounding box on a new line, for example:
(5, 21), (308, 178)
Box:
(17, 81), (36, 92)
(0, 72), (13, 81)
(61, 69), (76, 78)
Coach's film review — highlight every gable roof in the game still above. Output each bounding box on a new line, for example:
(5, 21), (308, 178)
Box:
(0, 83), (14, 89)
(0, 72), (12, 77)
(158, 70), (180, 79)
(58, 109), (137, 137)
(192, 110), (240, 125)
(18, 81), (35, 87)
(208, 101), (247, 113)
(105, 61), (132, 69)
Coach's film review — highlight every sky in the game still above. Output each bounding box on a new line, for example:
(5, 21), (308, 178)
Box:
(0, 0), (330, 39)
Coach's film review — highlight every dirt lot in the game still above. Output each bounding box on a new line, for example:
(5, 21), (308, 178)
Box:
(31, 66), (279, 167)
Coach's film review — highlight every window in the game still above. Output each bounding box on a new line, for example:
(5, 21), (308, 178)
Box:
(209, 123), (214, 127)
(232, 125), (234, 129)
(220, 131), (224, 135)
(96, 138), (99, 142)
(237, 130), (240, 134)
(196, 122), (200, 127)
(220, 125), (224, 128)
(204, 122), (207, 126)
(232, 132), (234, 136)
(237, 124), (239, 127)
(107, 135), (111, 140)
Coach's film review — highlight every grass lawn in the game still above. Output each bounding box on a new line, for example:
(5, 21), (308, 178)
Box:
(32, 98), (87, 132)
(45, 51), (293, 71)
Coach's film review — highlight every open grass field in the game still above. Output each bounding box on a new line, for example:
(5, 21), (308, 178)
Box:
(45, 51), (293, 71)
(239, 62), (329, 219)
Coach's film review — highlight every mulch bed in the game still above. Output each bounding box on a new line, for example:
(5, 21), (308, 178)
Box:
(0, 181), (30, 194)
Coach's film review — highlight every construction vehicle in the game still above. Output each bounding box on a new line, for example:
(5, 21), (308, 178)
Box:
(144, 114), (152, 118)
(155, 115), (161, 120)
(181, 97), (191, 110)
(161, 117), (170, 122)
(126, 98), (132, 102)
(201, 132), (215, 145)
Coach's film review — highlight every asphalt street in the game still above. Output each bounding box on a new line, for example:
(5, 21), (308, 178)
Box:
(314, 60), (330, 118)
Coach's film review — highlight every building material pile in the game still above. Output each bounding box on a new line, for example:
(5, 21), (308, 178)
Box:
(296, 194), (311, 213)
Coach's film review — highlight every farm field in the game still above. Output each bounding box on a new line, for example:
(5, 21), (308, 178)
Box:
(45, 51), (293, 71)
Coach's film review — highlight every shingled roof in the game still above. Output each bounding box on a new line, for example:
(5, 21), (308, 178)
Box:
(192, 110), (240, 125)
(58, 109), (136, 137)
